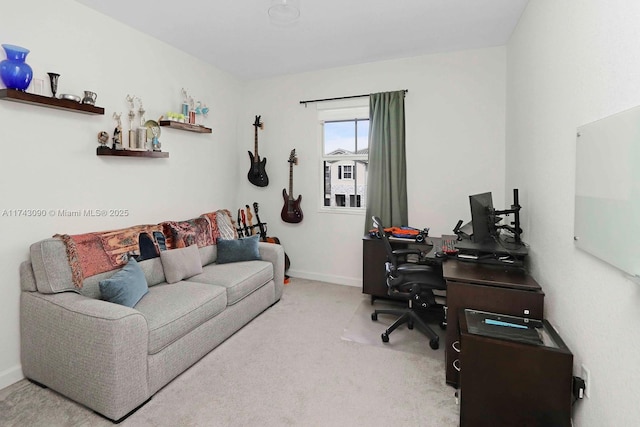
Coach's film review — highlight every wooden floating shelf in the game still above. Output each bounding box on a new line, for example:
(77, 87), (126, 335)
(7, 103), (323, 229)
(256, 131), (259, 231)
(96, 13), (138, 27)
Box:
(0, 88), (105, 115)
(159, 120), (212, 133)
(96, 146), (169, 158)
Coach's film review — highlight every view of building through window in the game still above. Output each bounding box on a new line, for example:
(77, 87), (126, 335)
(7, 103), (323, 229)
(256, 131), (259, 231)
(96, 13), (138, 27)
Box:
(322, 119), (369, 208)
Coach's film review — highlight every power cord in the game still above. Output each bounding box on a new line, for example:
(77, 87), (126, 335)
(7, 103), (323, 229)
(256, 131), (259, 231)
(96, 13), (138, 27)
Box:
(572, 376), (586, 405)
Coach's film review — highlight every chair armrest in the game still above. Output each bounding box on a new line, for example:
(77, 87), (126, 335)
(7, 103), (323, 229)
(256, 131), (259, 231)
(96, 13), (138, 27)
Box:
(396, 263), (438, 274)
(20, 291), (149, 421)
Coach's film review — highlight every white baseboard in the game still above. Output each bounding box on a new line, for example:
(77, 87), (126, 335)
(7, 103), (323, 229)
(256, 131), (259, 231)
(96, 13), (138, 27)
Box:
(0, 365), (24, 391)
(287, 269), (362, 288)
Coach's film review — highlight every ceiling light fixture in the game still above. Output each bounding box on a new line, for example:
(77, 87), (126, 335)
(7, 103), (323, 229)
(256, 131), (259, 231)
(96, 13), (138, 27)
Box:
(268, 0), (300, 26)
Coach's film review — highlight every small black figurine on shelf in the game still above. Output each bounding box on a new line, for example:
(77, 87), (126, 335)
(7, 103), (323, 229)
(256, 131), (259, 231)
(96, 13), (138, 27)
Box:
(47, 72), (59, 98)
(112, 112), (123, 150)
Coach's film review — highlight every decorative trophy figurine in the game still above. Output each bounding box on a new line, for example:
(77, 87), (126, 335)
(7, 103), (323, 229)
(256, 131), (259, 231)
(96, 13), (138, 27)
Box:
(97, 131), (109, 147)
(137, 96), (146, 126)
(188, 95), (196, 124)
(151, 126), (161, 152)
(181, 88), (189, 119)
(112, 112), (123, 150)
(135, 97), (147, 150)
(126, 94), (136, 150)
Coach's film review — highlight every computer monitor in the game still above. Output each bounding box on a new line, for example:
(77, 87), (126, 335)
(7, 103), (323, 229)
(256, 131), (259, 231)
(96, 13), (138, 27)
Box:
(455, 189), (528, 259)
(469, 192), (496, 243)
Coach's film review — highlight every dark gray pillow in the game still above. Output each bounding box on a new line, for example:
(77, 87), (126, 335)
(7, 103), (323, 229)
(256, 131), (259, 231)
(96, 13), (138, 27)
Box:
(217, 235), (261, 264)
(99, 258), (148, 308)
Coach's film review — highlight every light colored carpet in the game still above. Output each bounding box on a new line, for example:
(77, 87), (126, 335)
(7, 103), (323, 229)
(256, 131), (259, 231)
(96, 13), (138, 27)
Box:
(341, 297), (447, 358)
(0, 278), (459, 427)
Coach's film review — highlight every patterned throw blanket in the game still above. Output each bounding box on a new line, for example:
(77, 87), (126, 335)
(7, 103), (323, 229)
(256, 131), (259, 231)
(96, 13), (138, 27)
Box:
(54, 210), (234, 289)
(55, 224), (163, 289)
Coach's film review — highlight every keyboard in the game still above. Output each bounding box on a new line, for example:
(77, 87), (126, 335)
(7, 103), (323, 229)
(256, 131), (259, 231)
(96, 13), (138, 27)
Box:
(441, 238), (459, 255)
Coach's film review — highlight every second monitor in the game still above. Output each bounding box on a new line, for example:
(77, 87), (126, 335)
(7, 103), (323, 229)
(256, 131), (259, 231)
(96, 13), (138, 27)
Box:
(470, 191), (496, 244)
(456, 189), (528, 258)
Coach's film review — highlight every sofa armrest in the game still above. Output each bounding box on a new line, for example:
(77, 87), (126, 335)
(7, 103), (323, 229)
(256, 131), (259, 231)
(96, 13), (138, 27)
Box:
(258, 241), (285, 300)
(20, 291), (149, 421)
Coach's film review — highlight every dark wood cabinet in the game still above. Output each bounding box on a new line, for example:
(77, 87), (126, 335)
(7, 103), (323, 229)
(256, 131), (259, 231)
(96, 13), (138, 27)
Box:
(362, 236), (392, 300)
(459, 311), (573, 427)
(443, 260), (544, 387)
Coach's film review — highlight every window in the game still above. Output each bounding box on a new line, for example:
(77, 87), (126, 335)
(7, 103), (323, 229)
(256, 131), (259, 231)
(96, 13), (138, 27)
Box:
(342, 165), (353, 179)
(321, 118), (369, 210)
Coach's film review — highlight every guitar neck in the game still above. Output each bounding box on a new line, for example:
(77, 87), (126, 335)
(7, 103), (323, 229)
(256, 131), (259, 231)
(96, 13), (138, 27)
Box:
(254, 128), (259, 159)
(288, 163), (294, 199)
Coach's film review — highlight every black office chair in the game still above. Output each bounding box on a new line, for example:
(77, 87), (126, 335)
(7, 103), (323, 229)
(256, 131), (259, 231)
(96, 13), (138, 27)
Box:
(370, 216), (446, 350)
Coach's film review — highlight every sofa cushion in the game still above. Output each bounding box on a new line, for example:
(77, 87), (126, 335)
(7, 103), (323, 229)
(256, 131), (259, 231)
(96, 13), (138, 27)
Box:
(99, 258), (149, 308)
(160, 245), (203, 284)
(216, 235), (261, 264)
(134, 281), (227, 354)
(198, 244), (217, 267)
(187, 260), (273, 305)
(30, 238), (77, 294)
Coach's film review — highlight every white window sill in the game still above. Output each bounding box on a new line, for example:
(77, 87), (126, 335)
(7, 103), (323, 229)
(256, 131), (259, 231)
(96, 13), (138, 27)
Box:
(318, 207), (366, 216)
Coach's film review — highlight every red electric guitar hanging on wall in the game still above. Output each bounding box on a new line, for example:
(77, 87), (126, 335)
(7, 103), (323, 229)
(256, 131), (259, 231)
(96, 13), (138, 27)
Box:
(281, 149), (303, 223)
(247, 115), (269, 187)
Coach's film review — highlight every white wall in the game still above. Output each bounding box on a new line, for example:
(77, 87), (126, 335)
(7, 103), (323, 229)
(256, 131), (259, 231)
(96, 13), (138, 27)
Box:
(238, 48), (507, 285)
(0, 0), (241, 389)
(507, 1), (640, 425)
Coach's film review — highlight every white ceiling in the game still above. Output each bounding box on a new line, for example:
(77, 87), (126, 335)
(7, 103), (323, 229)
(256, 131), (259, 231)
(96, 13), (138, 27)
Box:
(74, 0), (529, 80)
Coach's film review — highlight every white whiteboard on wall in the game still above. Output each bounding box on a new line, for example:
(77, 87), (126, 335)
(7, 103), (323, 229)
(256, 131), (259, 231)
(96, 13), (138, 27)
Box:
(575, 105), (640, 277)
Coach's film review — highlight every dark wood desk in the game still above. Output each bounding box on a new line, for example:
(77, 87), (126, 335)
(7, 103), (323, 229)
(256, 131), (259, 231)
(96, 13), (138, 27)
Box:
(362, 234), (444, 303)
(443, 259), (544, 388)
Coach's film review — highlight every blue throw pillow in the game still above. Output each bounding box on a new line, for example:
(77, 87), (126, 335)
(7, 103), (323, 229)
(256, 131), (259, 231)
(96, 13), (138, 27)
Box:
(99, 258), (149, 308)
(216, 235), (261, 264)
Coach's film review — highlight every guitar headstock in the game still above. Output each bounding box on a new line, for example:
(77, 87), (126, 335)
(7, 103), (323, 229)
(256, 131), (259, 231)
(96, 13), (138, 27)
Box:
(288, 149), (298, 165)
(253, 115), (264, 130)
(253, 202), (259, 213)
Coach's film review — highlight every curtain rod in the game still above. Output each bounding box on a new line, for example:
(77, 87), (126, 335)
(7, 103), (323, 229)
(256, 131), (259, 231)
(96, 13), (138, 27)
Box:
(299, 89), (408, 107)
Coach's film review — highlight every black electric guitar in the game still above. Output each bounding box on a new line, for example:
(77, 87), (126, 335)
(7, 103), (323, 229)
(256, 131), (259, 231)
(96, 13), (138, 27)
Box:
(252, 202), (268, 241)
(247, 115), (269, 187)
(236, 208), (245, 238)
(281, 149), (303, 223)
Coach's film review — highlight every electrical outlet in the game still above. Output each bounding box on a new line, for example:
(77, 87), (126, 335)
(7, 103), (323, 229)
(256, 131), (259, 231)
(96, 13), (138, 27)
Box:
(581, 364), (591, 398)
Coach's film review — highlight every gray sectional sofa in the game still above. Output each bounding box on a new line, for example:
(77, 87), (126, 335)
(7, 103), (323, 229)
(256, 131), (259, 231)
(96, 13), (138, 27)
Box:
(19, 229), (285, 422)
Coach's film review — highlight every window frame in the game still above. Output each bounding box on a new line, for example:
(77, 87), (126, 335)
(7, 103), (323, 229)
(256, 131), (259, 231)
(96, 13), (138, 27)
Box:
(318, 106), (369, 214)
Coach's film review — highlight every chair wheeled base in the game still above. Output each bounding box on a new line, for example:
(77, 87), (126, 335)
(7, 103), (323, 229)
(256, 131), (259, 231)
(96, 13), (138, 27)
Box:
(371, 303), (444, 350)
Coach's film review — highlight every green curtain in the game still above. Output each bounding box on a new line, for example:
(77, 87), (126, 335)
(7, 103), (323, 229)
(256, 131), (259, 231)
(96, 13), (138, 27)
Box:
(364, 90), (408, 233)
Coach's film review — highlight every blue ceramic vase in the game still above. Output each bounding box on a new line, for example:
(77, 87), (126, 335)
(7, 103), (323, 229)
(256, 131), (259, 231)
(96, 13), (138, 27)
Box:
(0, 44), (33, 91)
